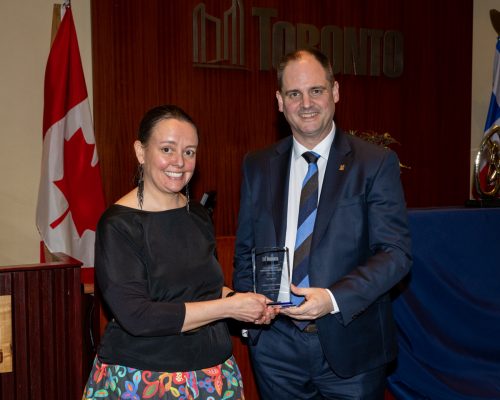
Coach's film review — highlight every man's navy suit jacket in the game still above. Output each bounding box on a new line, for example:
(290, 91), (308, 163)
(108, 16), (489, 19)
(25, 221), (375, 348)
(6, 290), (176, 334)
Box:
(233, 128), (412, 378)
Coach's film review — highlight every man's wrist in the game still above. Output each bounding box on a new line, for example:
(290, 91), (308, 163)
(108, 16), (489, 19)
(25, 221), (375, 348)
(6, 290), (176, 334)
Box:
(325, 288), (340, 314)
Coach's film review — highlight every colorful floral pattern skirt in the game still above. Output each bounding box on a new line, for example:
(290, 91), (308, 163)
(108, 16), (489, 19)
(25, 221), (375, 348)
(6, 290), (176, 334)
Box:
(82, 355), (245, 400)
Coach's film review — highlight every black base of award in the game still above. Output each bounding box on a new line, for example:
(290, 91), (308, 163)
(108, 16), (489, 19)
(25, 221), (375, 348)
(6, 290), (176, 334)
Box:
(464, 198), (500, 208)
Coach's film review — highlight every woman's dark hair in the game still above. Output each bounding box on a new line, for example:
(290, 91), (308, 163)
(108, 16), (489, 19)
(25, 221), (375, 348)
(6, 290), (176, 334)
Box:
(276, 48), (335, 92)
(137, 104), (197, 144)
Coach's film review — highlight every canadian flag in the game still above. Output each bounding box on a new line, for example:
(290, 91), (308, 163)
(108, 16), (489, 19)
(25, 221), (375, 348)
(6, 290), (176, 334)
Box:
(36, 5), (105, 267)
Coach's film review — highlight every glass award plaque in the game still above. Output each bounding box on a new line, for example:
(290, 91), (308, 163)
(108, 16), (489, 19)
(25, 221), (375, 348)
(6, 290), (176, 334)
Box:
(252, 247), (292, 306)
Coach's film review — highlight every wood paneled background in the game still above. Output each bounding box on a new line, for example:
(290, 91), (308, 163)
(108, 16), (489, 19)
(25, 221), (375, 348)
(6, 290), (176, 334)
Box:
(90, 0), (473, 398)
(91, 0), (473, 232)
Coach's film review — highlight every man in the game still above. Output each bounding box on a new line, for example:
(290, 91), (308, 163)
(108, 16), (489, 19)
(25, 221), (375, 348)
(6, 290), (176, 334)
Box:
(233, 48), (412, 399)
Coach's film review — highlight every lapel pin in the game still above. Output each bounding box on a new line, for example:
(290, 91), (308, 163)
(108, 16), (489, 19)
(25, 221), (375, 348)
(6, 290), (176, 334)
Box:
(339, 164), (345, 171)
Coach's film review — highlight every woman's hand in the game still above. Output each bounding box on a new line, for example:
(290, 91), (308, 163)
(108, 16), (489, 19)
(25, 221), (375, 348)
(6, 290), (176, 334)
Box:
(182, 291), (279, 332)
(226, 292), (279, 324)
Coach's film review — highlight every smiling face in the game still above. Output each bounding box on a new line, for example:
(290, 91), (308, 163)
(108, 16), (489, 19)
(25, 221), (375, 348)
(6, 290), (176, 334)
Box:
(276, 52), (339, 149)
(134, 118), (198, 206)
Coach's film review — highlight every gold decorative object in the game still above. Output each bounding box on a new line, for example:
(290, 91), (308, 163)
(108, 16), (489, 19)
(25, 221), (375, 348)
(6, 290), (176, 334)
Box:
(347, 130), (410, 170)
(474, 125), (500, 198)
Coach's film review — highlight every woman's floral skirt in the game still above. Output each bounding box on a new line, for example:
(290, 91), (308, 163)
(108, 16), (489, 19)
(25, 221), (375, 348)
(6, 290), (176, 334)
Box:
(82, 355), (245, 400)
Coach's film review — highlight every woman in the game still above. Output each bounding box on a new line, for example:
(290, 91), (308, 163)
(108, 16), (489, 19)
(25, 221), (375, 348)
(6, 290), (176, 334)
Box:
(83, 105), (277, 399)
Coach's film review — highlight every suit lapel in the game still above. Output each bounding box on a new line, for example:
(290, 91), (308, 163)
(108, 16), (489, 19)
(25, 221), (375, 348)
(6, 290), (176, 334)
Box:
(270, 138), (292, 246)
(312, 130), (352, 249)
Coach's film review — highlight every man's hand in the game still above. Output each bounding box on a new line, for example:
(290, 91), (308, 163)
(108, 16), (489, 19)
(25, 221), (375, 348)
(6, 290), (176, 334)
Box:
(279, 284), (334, 319)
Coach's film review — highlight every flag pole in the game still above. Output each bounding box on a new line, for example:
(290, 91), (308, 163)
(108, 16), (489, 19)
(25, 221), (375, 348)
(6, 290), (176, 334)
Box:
(51, 1), (71, 45)
(51, 4), (62, 46)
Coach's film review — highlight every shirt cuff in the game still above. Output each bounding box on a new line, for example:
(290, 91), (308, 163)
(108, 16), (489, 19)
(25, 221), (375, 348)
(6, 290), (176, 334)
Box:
(325, 288), (340, 314)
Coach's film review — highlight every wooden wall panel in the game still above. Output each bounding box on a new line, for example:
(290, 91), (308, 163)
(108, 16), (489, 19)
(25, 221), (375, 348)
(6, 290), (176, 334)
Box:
(92, 0), (473, 238)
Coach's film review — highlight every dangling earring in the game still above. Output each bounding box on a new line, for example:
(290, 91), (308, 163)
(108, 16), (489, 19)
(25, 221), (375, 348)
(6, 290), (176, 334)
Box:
(185, 183), (190, 213)
(136, 163), (144, 210)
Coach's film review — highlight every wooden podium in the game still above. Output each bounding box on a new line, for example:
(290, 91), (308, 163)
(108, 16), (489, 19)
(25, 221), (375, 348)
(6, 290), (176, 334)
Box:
(0, 253), (83, 400)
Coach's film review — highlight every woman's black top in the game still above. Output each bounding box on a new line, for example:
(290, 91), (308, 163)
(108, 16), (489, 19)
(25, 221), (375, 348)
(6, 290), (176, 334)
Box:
(95, 202), (232, 372)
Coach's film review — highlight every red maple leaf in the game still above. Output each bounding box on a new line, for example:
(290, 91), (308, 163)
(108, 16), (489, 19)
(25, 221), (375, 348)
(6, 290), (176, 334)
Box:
(50, 128), (105, 237)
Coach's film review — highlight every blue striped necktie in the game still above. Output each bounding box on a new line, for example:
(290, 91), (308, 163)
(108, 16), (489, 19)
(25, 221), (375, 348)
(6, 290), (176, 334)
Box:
(291, 151), (319, 324)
